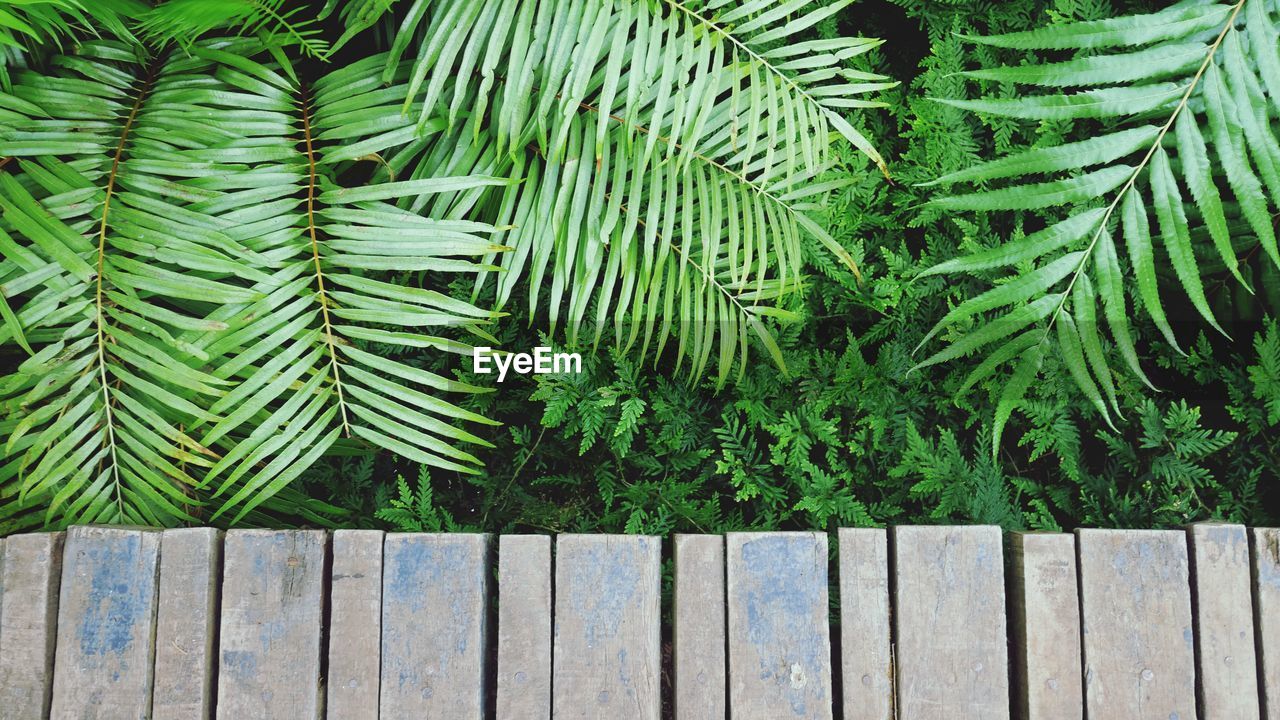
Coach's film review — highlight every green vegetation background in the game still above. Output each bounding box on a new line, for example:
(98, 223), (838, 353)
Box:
(310, 0), (1280, 535)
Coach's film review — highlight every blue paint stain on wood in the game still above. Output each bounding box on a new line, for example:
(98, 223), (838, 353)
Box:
(738, 535), (829, 717)
(568, 539), (650, 646)
(76, 533), (153, 664)
(381, 535), (487, 709)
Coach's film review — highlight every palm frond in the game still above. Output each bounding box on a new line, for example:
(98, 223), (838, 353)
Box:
(0, 41), (265, 532)
(0, 0), (145, 52)
(918, 0), (1280, 450)
(161, 43), (504, 524)
(373, 0), (893, 385)
(136, 0), (330, 58)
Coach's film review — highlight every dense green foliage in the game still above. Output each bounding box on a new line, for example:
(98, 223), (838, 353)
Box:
(2, 0), (1278, 535)
(339, 0), (1280, 536)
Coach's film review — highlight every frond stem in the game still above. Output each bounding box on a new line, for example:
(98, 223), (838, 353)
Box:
(95, 64), (156, 518)
(300, 87), (351, 436)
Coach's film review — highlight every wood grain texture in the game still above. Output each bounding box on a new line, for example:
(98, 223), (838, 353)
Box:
(674, 534), (726, 720)
(152, 528), (222, 720)
(552, 534), (661, 720)
(1189, 523), (1259, 720)
(1077, 529), (1195, 720)
(327, 529), (384, 720)
(838, 528), (892, 720)
(727, 532), (833, 720)
(496, 535), (551, 720)
(1254, 528), (1280, 720)
(1010, 533), (1082, 720)
(216, 529), (326, 720)
(893, 525), (1009, 720)
(0, 532), (64, 720)
(50, 526), (161, 719)
(380, 533), (490, 720)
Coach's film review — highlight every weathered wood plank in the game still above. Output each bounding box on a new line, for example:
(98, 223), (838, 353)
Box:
(0, 532), (64, 720)
(327, 529), (383, 720)
(552, 534), (661, 720)
(674, 534), (725, 720)
(216, 529), (326, 720)
(0, 538), (5, 657)
(1188, 523), (1259, 719)
(1010, 532), (1082, 720)
(1253, 528), (1280, 720)
(1077, 529), (1195, 720)
(727, 532), (833, 720)
(893, 525), (1009, 720)
(50, 526), (161, 719)
(838, 528), (892, 720)
(380, 533), (490, 719)
(152, 528), (222, 720)
(497, 535), (551, 720)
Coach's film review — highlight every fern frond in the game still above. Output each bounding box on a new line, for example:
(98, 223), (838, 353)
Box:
(919, 0), (1280, 450)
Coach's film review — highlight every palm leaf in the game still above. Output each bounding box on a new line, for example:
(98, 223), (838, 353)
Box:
(0, 40), (259, 531)
(374, 0), (893, 386)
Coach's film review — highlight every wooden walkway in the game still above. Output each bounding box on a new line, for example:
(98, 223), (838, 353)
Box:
(0, 524), (1274, 719)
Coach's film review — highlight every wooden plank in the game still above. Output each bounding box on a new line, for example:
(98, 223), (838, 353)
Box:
(496, 535), (551, 720)
(838, 528), (892, 720)
(380, 533), (490, 719)
(1253, 528), (1280, 720)
(1188, 524), (1260, 719)
(0, 532), (64, 720)
(50, 526), (161, 719)
(552, 534), (661, 720)
(216, 529), (326, 720)
(327, 529), (383, 720)
(674, 534), (725, 720)
(0, 538), (5, 657)
(1189, 523), (1259, 720)
(152, 528), (223, 720)
(726, 532), (832, 720)
(1077, 529), (1195, 720)
(1010, 532), (1082, 720)
(893, 525), (1009, 720)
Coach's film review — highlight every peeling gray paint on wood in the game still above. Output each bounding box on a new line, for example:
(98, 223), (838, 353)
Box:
(674, 534), (725, 720)
(152, 528), (222, 720)
(496, 535), (551, 720)
(727, 532), (833, 720)
(1077, 529), (1195, 720)
(327, 529), (384, 720)
(0, 532), (64, 720)
(380, 533), (490, 719)
(1189, 523), (1259, 720)
(1250, 528), (1280, 719)
(216, 529), (326, 720)
(894, 525), (1009, 720)
(50, 526), (162, 719)
(1010, 533), (1082, 720)
(838, 528), (892, 720)
(552, 534), (661, 720)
